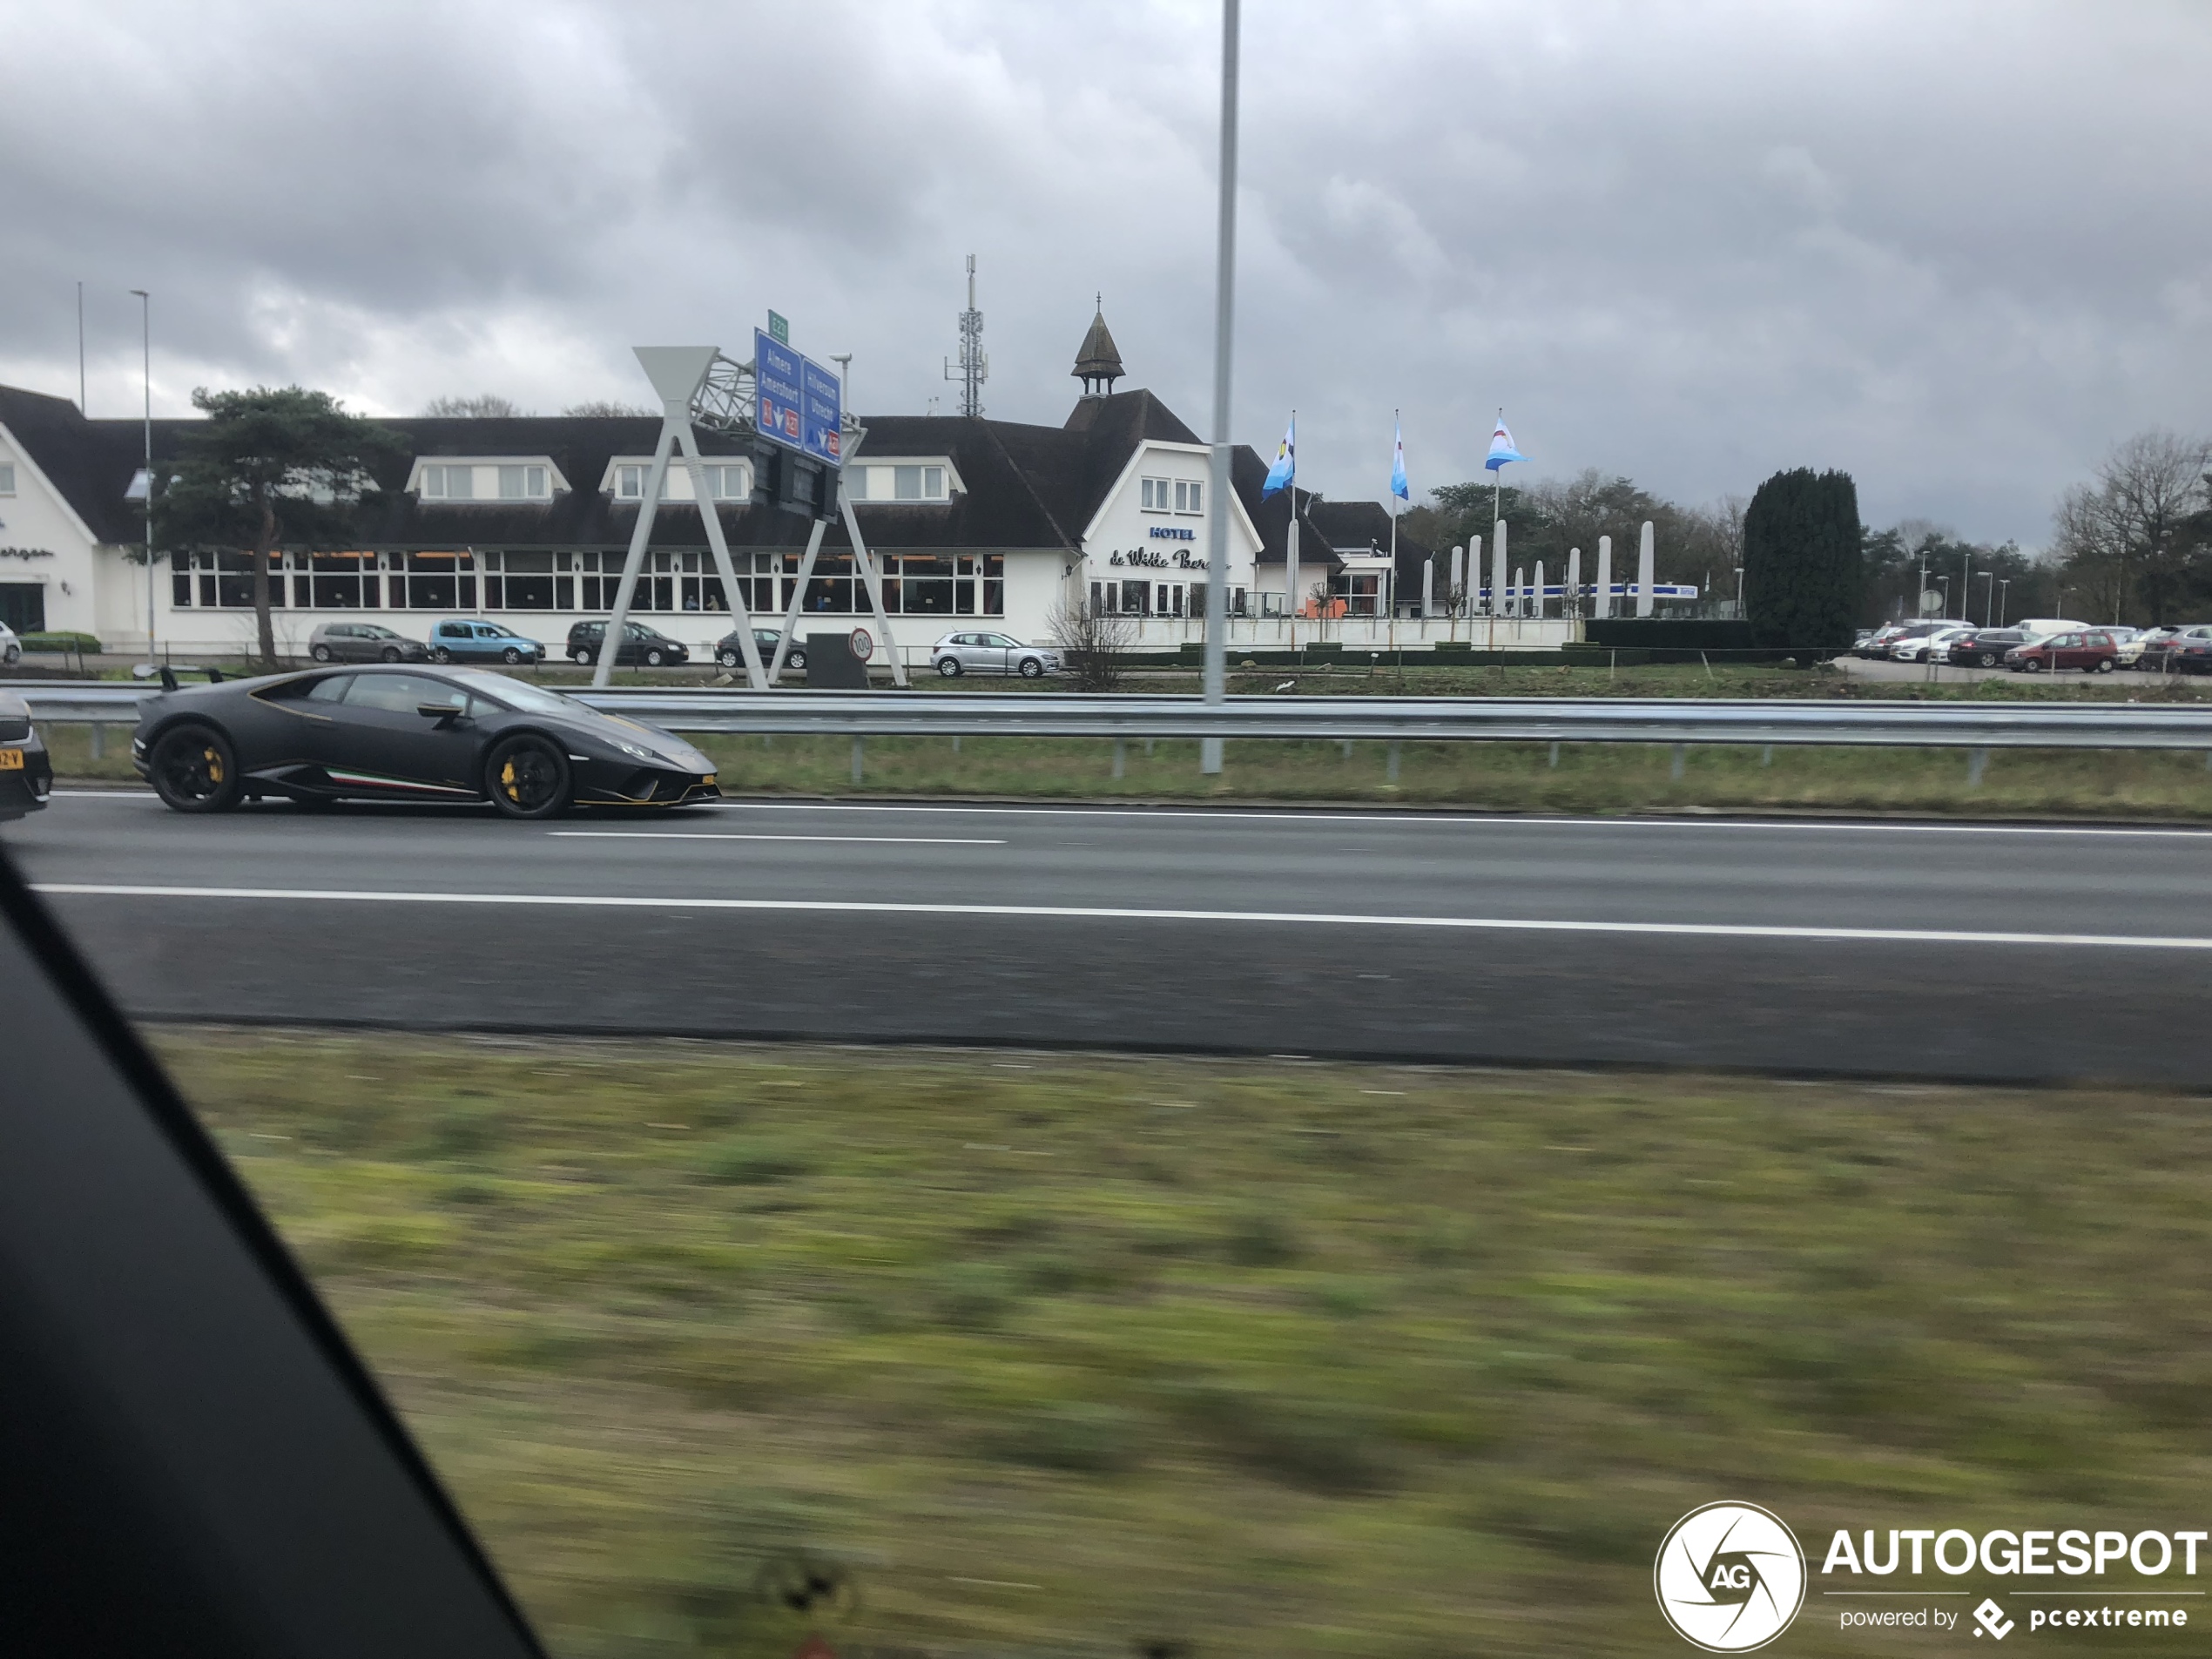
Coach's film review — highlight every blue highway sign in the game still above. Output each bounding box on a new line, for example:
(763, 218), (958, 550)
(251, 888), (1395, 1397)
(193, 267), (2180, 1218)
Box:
(754, 327), (844, 469)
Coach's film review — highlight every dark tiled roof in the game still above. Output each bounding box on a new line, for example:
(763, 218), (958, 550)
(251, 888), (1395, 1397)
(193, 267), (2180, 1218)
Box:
(0, 381), (1412, 571)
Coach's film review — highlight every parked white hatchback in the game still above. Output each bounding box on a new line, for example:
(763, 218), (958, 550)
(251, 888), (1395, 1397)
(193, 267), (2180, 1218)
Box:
(932, 631), (1062, 678)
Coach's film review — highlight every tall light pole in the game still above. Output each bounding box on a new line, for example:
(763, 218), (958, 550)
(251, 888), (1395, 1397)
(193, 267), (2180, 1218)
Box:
(1977, 570), (1994, 627)
(1998, 577), (2011, 627)
(1199, 0), (1240, 776)
(130, 289), (153, 666)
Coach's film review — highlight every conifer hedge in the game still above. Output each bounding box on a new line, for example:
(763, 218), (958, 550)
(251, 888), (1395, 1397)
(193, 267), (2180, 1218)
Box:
(1742, 468), (1862, 651)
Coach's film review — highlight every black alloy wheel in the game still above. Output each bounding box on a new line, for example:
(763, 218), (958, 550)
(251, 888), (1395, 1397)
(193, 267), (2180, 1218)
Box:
(1018, 657), (1044, 678)
(485, 734), (571, 819)
(310, 644), (333, 663)
(937, 658), (962, 677)
(380, 646), (402, 663)
(149, 724), (244, 814)
(431, 646), (453, 664)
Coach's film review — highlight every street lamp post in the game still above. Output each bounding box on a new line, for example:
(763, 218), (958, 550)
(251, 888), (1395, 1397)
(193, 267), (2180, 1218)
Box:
(1978, 570), (1995, 627)
(1998, 578), (2011, 627)
(129, 289), (153, 667)
(1199, 0), (1240, 776)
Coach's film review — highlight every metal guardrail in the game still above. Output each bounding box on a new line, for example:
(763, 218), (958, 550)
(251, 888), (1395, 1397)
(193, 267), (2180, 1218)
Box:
(17, 682), (2212, 752)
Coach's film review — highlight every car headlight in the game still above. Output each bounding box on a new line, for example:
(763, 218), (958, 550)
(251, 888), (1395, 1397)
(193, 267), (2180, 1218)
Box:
(616, 740), (664, 763)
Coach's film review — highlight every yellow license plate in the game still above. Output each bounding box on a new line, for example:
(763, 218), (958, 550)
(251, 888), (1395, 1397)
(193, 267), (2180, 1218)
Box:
(0, 750), (23, 771)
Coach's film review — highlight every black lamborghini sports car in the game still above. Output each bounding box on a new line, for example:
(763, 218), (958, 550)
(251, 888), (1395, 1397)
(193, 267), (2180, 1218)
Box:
(131, 665), (719, 818)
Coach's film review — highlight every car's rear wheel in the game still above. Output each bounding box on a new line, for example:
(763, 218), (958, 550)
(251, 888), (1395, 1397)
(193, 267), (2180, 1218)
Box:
(150, 724), (244, 814)
(310, 644), (333, 663)
(486, 735), (571, 819)
(1018, 656), (1044, 678)
(573, 646), (593, 665)
(380, 646), (401, 663)
(1979, 652), (1997, 666)
(432, 647), (452, 664)
(937, 658), (962, 677)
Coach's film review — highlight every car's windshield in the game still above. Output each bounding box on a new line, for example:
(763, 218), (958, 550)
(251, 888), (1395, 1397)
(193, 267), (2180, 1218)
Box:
(447, 669), (578, 715)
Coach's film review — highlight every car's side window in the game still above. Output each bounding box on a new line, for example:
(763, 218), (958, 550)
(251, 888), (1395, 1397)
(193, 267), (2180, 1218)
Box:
(305, 675), (353, 703)
(341, 673), (462, 714)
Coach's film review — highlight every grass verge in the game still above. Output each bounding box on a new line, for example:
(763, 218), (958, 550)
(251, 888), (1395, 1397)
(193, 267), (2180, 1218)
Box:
(155, 1028), (2212, 1658)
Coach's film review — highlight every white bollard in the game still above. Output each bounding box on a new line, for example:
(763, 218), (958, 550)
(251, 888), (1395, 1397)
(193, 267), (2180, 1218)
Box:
(1533, 560), (1546, 621)
(1636, 521), (1656, 617)
(1493, 521), (1508, 617)
(1567, 547), (1581, 624)
(1595, 536), (1613, 619)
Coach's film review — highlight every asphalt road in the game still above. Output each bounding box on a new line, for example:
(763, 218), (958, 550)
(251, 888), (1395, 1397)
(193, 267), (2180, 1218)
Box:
(10, 790), (2212, 1083)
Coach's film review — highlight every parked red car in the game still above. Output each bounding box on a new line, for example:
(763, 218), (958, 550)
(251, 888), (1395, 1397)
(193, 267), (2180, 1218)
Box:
(2004, 630), (2119, 673)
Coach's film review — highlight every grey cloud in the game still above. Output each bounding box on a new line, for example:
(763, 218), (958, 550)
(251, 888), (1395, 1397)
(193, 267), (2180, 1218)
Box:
(3, 0), (2208, 545)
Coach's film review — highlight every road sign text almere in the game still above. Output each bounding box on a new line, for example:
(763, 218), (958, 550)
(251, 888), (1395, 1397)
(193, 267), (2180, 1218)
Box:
(754, 328), (843, 467)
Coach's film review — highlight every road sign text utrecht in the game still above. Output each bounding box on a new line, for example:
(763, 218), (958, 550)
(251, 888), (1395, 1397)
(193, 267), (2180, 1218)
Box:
(754, 328), (843, 467)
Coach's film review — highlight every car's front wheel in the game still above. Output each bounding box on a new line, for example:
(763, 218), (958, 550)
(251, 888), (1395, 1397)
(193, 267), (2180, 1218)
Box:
(718, 648), (740, 669)
(1018, 656), (1044, 678)
(788, 650), (806, 671)
(149, 723), (244, 814)
(2094, 658), (2114, 673)
(2021, 658), (2042, 672)
(381, 646), (402, 663)
(486, 735), (571, 819)
(937, 658), (962, 677)
(502, 646), (523, 665)
(432, 647), (453, 664)
(310, 644), (333, 663)
(645, 648), (665, 667)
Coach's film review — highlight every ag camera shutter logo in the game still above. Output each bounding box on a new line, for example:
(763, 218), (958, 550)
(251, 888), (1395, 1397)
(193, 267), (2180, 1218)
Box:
(1656, 1502), (1807, 1651)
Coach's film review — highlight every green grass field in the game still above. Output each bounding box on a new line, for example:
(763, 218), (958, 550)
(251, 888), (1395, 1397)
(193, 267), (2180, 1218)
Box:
(153, 1028), (2212, 1658)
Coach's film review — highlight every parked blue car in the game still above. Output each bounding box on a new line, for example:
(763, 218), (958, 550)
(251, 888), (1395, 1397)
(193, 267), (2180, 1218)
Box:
(428, 618), (545, 665)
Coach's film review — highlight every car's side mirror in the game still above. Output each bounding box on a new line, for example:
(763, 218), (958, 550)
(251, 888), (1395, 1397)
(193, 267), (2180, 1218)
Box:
(416, 703), (465, 726)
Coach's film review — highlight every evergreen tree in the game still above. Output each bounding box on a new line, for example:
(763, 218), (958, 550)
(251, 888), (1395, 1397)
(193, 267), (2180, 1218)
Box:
(1741, 469), (1861, 651)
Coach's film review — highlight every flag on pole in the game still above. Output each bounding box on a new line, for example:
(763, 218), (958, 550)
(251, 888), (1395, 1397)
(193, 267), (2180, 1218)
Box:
(1485, 415), (1527, 472)
(1391, 414), (1410, 501)
(1262, 413), (1295, 498)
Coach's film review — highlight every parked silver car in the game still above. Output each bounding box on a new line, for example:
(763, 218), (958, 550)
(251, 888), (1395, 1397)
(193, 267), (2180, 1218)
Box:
(932, 631), (1061, 678)
(307, 621), (429, 664)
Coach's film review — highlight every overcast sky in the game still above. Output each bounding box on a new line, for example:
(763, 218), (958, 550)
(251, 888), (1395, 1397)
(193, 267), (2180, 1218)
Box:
(4, 0), (2208, 545)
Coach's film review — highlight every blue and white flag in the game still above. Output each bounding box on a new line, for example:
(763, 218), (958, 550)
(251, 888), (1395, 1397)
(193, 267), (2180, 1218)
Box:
(1391, 415), (1409, 501)
(1485, 415), (1527, 472)
(1262, 413), (1295, 498)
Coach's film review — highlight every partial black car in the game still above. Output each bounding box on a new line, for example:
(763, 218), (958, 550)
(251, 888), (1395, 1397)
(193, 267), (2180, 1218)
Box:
(0, 691), (52, 821)
(564, 620), (691, 667)
(1944, 628), (2027, 667)
(132, 665), (718, 819)
(714, 627), (805, 671)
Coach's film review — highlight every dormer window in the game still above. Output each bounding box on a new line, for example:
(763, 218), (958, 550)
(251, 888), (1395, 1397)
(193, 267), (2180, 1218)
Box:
(610, 461), (749, 502)
(846, 461), (954, 503)
(0, 461), (15, 496)
(415, 459), (557, 502)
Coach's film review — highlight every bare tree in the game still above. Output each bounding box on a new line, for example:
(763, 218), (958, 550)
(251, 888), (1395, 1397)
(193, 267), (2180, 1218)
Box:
(563, 399), (653, 418)
(421, 394), (529, 418)
(1047, 594), (1136, 691)
(2050, 431), (2212, 624)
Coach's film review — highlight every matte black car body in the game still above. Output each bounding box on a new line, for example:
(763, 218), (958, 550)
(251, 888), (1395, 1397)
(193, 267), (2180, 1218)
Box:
(564, 619), (691, 667)
(130, 664), (718, 815)
(0, 691), (52, 821)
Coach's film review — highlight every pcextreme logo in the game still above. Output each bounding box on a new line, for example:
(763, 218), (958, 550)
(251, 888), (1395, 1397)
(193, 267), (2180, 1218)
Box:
(1656, 1502), (1810, 1652)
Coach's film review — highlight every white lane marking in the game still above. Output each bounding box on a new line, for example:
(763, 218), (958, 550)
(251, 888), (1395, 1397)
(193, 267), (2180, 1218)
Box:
(51, 789), (157, 799)
(31, 883), (2212, 951)
(701, 801), (2212, 839)
(548, 831), (1006, 846)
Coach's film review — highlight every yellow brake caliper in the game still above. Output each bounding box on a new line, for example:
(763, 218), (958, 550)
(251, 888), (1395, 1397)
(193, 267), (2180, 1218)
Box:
(204, 747), (224, 784)
(501, 759), (520, 802)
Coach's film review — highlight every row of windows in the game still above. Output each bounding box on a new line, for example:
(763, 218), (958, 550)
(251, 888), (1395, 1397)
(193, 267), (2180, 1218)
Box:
(611, 462), (749, 502)
(1090, 579), (1248, 618)
(168, 550), (1006, 617)
(1139, 475), (1204, 515)
(845, 463), (949, 503)
(420, 463), (550, 502)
